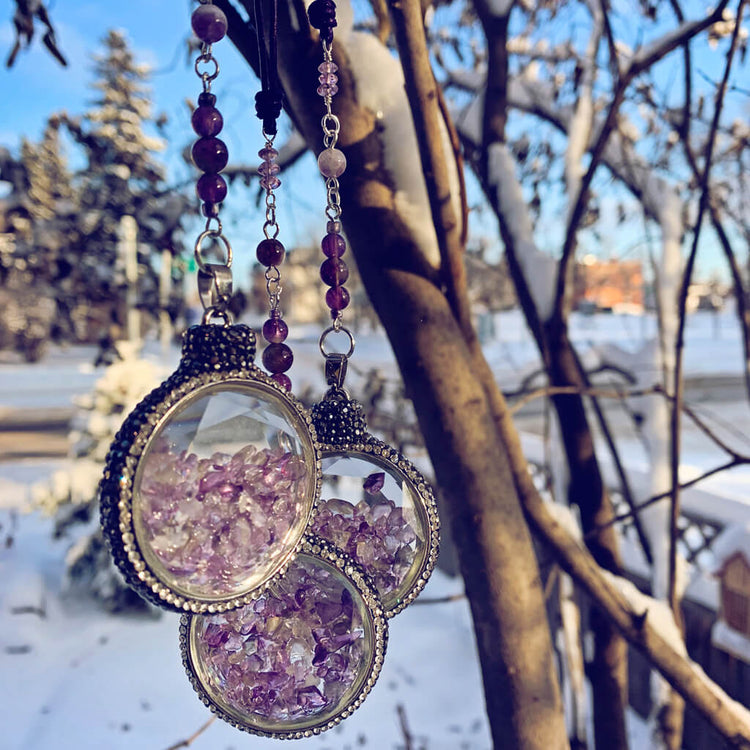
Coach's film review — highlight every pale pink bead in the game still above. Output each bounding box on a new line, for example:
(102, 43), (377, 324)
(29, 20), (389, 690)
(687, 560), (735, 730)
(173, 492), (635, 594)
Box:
(318, 148), (347, 178)
(317, 83), (339, 98)
(319, 72), (338, 86)
(318, 61), (338, 73)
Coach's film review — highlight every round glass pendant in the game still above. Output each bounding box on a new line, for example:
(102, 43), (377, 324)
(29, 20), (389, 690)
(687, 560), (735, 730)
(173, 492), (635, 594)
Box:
(100, 325), (322, 612)
(181, 537), (387, 738)
(311, 390), (439, 616)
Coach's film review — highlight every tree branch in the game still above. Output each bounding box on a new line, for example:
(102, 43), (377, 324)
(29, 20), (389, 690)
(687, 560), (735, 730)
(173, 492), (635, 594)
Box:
(669, 0), (745, 612)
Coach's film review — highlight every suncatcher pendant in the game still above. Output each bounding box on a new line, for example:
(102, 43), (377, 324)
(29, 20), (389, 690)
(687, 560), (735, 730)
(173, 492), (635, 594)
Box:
(311, 385), (439, 616)
(100, 324), (322, 612)
(181, 536), (387, 738)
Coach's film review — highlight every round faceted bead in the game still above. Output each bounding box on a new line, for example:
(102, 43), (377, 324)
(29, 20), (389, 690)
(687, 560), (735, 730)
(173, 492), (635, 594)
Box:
(262, 343), (293, 373)
(320, 257), (349, 287)
(326, 285), (350, 312)
(260, 175), (281, 190)
(191, 105), (223, 136)
(257, 161), (280, 177)
(202, 202), (220, 218)
(262, 316), (289, 344)
(319, 72), (338, 86)
(256, 238), (285, 266)
(196, 173), (227, 203)
(191, 3), (228, 43)
(317, 83), (339, 98)
(258, 146), (279, 161)
(192, 137), (228, 172)
(271, 372), (292, 391)
(318, 61), (338, 74)
(321, 232), (346, 258)
(318, 147), (347, 178)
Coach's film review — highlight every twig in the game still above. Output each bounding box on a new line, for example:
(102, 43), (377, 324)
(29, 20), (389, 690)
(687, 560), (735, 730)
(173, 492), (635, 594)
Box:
(396, 703), (415, 750)
(668, 0), (746, 612)
(552, 0), (731, 324)
(586, 456), (745, 538)
(163, 716), (216, 750)
(411, 592), (466, 605)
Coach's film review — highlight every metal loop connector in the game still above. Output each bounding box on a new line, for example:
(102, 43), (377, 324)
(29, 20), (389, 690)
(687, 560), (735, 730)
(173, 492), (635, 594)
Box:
(325, 352), (349, 390)
(194, 229), (233, 273)
(195, 54), (219, 82)
(319, 324), (355, 359)
(198, 264), (233, 313)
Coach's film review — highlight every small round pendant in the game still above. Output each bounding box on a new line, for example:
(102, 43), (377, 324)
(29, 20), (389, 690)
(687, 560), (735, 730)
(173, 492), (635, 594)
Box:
(100, 325), (322, 612)
(181, 537), (387, 738)
(311, 390), (439, 616)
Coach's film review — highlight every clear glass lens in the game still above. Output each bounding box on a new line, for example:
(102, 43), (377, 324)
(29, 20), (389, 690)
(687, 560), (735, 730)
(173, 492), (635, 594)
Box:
(189, 553), (375, 731)
(133, 383), (315, 600)
(313, 453), (427, 610)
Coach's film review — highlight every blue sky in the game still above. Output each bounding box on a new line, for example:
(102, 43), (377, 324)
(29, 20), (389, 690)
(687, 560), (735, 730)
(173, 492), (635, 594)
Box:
(0, 1), (744, 284)
(0, 0), (326, 281)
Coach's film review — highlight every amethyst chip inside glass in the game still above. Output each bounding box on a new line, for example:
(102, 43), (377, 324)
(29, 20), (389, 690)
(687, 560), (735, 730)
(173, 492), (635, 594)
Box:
(189, 552), (375, 730)
(312, 454), (426, 610)
(133, 385), (315, 600)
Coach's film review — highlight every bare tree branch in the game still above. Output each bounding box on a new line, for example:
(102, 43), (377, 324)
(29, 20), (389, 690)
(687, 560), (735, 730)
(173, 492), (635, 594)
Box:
(669, 0), (746, 612)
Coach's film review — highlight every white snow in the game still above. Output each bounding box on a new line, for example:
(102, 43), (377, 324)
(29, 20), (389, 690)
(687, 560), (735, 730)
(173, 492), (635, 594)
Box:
(487, 143), (558, 320)
(600, 571), (687, 657)
(335, 0), (461, 269)
(711, 521), (750, 571)
(712, 620), (750, 663)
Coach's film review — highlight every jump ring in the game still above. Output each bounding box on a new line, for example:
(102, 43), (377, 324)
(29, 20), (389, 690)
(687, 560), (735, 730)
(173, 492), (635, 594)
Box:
(319, 325), (355, 358)
(194, 230), (233, 273)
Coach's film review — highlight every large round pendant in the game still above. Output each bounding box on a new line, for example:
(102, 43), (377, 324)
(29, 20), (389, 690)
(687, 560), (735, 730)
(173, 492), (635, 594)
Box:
(311, 390), (439, 616)
(99, 325), (322, 612)
(181, 537), (387, 738)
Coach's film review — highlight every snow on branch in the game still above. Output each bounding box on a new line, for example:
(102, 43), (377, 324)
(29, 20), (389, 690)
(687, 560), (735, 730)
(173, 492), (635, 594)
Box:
(487, 143), (557, 320)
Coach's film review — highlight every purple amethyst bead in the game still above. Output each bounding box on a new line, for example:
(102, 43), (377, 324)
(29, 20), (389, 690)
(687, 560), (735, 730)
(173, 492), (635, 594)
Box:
(192, 137), (228, 172)
(320, 257), (349, 287)
(321, 232), (347, 258)
(326, 286), (350, 312)
(196, 173), (227, 203)
(262, 343), (293, 374)
(256, 238), (285, 267)
(191, 3), (228, 43)
(192, 105), (224, 137)
(262, 316), (289, 344)
(271, 373), (292, 391)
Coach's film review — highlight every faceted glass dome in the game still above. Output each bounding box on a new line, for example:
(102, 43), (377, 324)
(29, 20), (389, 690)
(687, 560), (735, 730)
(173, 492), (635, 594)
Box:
(132, 382), (317, 601)
(312, 451), (430, 612)
(188, 551), (378, 732)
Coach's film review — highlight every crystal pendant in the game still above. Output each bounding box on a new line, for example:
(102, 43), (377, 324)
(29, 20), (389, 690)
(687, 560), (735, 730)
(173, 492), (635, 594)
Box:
(181, 536), (387, 738)
(99, 325), (322, 612)
(310, 389), (439, 616)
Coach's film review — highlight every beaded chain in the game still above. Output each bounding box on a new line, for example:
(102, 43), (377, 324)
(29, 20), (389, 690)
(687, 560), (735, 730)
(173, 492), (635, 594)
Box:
(307, 0), (356, 385)
(190, 1), (234, 325)
(254, 0), (294, 391)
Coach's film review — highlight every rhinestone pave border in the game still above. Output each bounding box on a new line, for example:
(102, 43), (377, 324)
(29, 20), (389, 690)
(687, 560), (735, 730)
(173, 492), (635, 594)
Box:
(179, 536), (388, 739)
(99, 325), (323, 613)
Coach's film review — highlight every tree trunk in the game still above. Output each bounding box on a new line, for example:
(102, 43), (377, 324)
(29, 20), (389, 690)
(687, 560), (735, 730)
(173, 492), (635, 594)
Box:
(543, 320), (629, 750)
(263, 13), (570, 749)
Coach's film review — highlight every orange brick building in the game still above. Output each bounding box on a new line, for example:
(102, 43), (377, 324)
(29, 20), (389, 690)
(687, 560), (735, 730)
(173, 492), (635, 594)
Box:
(573, 257), (644, 312)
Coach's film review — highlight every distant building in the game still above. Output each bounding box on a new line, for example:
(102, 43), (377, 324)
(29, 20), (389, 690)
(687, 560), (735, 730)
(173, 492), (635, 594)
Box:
(711, 523), (750, 663)
(573, 256), (644, 313)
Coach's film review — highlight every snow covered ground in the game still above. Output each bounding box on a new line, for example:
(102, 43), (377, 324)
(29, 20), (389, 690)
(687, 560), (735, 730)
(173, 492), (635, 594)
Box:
(0, 309), (744, 748)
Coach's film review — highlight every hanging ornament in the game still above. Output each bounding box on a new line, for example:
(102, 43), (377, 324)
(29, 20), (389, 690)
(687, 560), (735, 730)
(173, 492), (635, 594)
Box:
(311, 387), (440, 617)
(306, 0), (439, 618)
(99, 0), (321, 613)
(181, 536), (387, 738)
